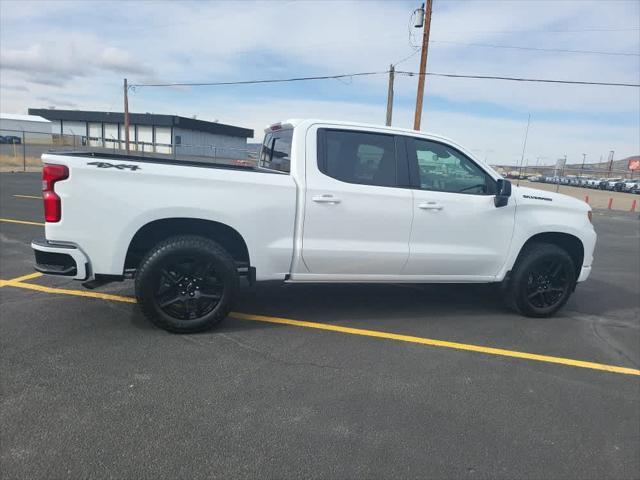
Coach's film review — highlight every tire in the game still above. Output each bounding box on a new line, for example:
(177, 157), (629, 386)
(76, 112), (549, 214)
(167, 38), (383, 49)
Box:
(135, 235), (238, 333)
(506, 243), (576, 318)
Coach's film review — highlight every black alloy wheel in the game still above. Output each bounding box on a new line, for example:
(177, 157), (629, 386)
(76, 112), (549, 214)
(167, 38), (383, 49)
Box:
(155, 257), (224, 320)
(507, 243), (576, 317)
(524, 258), (571, 310)
(135, 235), (238, 333)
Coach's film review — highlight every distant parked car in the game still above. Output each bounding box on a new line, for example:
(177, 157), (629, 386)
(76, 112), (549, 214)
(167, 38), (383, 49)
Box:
(528, 175), (541, 182)
(604, 178), (623, 190)
(577, 178), (592, 187)
(593, 178), (606, 189)
(622, 180), (639, 192)
(0, 135), (21, 144)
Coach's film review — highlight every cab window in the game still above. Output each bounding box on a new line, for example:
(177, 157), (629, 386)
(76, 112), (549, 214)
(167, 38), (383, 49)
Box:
(411, 138), (496, 195)
(259, 129), (292, 173)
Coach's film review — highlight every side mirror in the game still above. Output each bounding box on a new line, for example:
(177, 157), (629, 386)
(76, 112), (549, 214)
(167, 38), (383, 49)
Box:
(494, 179), (512, 207)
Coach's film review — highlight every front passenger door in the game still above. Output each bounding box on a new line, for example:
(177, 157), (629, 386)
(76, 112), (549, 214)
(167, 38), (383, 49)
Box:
(404, 137), (516, 278)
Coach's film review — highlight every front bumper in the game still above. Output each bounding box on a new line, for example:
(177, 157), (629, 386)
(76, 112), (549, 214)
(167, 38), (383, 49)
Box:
(31, 238), (90, 280)
(577, 265), (591, 283)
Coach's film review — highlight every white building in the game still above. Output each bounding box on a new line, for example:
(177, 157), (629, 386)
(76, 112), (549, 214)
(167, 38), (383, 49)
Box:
(28, 108), (253, 159)
(0, 113), (52, 143)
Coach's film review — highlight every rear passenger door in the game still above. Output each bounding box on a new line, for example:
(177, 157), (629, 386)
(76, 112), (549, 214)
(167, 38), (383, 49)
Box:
(300, 126), (413, 276)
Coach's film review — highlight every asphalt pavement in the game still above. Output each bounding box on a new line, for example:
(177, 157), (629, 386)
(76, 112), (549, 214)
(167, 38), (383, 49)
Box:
(1, 172), (639, 479)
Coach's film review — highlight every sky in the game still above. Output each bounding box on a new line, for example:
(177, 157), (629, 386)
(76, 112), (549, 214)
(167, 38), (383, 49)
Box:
(0, 0), (639, 166)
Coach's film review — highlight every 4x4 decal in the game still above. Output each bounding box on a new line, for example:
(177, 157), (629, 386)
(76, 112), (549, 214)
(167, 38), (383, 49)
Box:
(87, 161), (140, 171)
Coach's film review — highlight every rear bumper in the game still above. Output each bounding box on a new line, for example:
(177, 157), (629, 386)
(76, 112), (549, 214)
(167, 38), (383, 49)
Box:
(31, 238), (90, 280)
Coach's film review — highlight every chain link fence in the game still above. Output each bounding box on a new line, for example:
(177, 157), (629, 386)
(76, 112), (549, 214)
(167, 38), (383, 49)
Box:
(0, 129), (257, 171)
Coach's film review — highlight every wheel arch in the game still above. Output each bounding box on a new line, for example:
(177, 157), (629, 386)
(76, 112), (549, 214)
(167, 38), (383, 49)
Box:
(124, 218), (250, 271)
(514, 232), (584, 278)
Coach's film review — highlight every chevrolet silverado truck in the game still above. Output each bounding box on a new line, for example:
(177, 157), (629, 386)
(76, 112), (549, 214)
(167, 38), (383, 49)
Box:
(32, 119), (596, 332)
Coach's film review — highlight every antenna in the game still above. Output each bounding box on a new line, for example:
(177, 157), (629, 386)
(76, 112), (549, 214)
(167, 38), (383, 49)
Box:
(517, 114), (531, 186)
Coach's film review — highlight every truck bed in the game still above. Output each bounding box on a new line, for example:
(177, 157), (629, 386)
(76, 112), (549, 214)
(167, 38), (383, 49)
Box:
(40, 151), (297, 281)
(45, 150), (266, 173)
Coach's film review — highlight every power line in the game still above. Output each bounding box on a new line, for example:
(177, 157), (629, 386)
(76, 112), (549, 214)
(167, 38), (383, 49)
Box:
(397, 70), (640, 87)
(129, 71), (388, 88)
(393, 47), (421, 67)
(430, 40), (640, 57)
(129, 70), (640, 90)
(437, 27), (640, 34)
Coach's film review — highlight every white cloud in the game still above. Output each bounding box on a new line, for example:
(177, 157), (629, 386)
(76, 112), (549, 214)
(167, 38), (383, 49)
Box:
(1, 40), (154, 82)
(0, 0), (638, 163)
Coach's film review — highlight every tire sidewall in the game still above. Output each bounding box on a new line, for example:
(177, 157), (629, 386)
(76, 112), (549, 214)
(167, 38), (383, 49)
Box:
(136, 237), (238, 333)
(511, 245), (576, 318)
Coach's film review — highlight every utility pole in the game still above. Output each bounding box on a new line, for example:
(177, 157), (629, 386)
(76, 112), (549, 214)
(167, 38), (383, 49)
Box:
(124, 78), (130, 155)
(607, 150), (614, 177)
(413, 0), (433, 131)
(556, 154), (566, 193)
(580, 153), (586, 177)
(385, 64), (395, 126)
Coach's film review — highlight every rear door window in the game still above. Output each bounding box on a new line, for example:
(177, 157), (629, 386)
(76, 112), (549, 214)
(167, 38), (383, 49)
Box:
(317, 129), (399, 187)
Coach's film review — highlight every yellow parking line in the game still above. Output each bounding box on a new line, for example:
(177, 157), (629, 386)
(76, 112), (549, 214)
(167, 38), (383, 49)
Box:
(5, 272), (43, 283)
(1, 280), (136, 303)
(12, 194), (41, 200)
(229, 312), (640, 377)
(1, 276), (638, 377)
(0, 218), (44, 226)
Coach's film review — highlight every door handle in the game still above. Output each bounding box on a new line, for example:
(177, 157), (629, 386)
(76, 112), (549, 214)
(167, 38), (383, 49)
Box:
(312, 194), (341, 204)
(418, 201), (443, 211)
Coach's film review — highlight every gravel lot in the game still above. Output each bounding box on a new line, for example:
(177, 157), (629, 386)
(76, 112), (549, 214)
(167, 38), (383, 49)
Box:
(1, 172), (639, 480)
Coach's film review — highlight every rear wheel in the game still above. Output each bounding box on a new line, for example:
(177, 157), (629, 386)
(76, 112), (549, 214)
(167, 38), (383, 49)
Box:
(507, 243), (576, 317)
(135, 235), (238, 333)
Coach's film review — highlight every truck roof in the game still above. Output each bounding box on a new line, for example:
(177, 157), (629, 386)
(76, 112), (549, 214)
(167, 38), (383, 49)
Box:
(268, 119), (493, 171)
(269, 118), (455, 144)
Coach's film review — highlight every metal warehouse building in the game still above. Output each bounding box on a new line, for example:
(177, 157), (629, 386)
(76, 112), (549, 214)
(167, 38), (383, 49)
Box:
(28, 108), (253, 159)
(0, 113), (52, 143)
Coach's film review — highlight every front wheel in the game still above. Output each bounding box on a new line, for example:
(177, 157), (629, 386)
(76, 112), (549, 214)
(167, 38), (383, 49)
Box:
(135, 235), (238, 333)
(507, 243), (576, 317)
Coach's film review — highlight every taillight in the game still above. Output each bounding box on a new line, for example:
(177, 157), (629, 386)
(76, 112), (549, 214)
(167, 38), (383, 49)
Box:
(42, 164), (68, 222)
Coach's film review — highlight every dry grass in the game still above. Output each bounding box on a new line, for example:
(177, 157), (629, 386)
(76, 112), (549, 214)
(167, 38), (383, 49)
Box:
(0, 155), (42, 172)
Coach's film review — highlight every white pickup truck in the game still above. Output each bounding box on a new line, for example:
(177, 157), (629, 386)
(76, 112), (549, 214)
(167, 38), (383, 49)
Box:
(32, 119), (596, 332)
